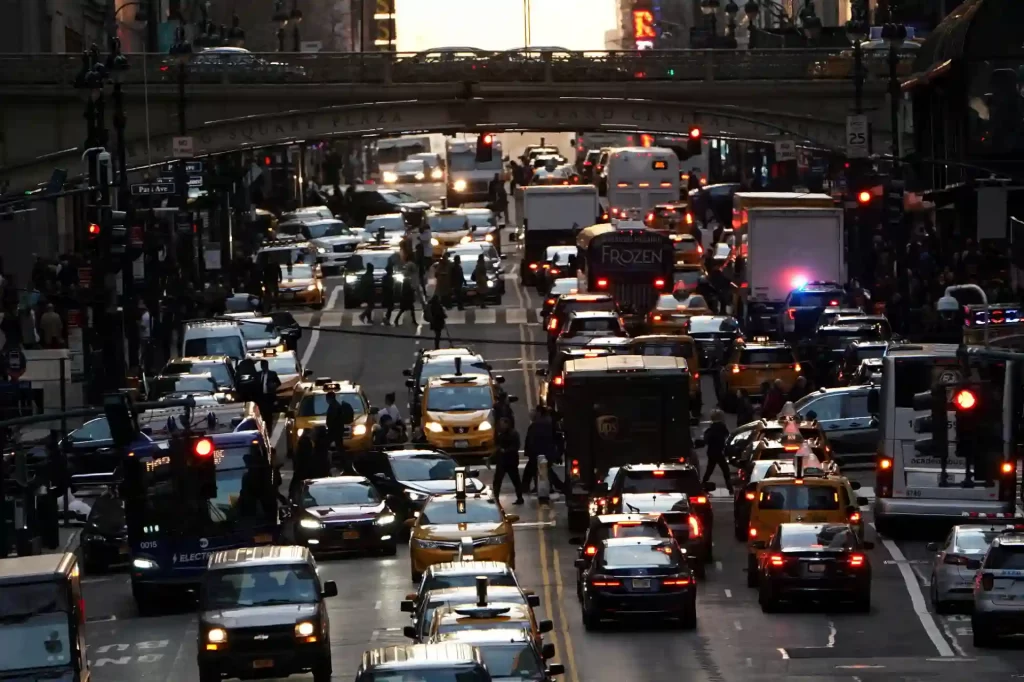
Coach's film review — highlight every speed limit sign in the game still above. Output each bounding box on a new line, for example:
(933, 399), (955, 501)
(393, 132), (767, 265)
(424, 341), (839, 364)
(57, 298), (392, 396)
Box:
(846, 114), (869, 159)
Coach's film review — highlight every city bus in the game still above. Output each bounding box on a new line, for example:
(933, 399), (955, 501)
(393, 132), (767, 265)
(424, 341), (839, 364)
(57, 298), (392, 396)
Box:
(602, 147), (680, 218)
(872, 343), (1019, 534)
(123, 403), (279, 612)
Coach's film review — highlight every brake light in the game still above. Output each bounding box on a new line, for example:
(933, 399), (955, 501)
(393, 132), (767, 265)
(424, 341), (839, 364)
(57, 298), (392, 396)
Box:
(879, 458), (892, 470)
(769, 554), (785, 567)
(645, 212), (654, 223)
(652, 314), (663, 321)
(542, 263), (551, 270)
(611, 496), (620, 504)
(571, 459), (580, 477)
(944, 554), (968, 566)
(691, 496), (707, 505)
(552, 376), (564, 387)
(730, 364), (741, 374)
(1001, 461), (1014, 475)
(745, 491), (756, 501)
(584, 160), (592, 166)
(783, 444), (800, 452)
(616, 521), (641, 527)
(685, 212), (693, 225)
(848, 554), (865, 567)
(596, 278), (609, 289)
(662, 577), (691, 586)
(591, 579), (622, 587)
(654, 278), (666, 289)
(848, 511), (861, 523)
(749, 527), (757, 538)
(787, 308), (796, 320)
(794, 363), (802, 373)
(529, 262), (539, 270)
(688, 515), (701, 538)
(548, 317), (559, 331)
(697, 244), (703, 254)
(546, 298), (555, 306)
(617, 182), (628, 188)
(584, 545), (597, 556)
(981, 573), (994, 591)
(693, 372), (699, 379)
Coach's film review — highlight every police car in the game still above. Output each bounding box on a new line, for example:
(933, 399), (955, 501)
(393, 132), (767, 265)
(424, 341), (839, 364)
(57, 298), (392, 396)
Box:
(971, 525), (1024, 647)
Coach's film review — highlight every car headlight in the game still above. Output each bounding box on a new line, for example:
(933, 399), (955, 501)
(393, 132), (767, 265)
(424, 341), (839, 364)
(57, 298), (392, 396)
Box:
(415, 172), (425, 180)
(274, 344), (286, 353)
(207, 628), (227, 643)
(296, 428), (304, 437)
(295, 622), (316, 637)
(345, 274), (358, 282)
(477, 535), (508, 546)
(485, 233), (494, 242)
(453, 179), (467, 192)
(299, 517), (322, 530)
(353, 424), (367, 436)
(460, 235), (473, 244)
(478, 420), (492, 431)
(486, 280), (495, 288)
(316, 247), (327, 254)
(307, 284), (317, 291)
(425, 421), (443, 433)
(394, 273), (405, 282)
(383, 172), (398, 183)
(431, 238), (440, 247)
(431, 168), (443, 180)
(405, 490), (428, 501)
(376, 513), (396, 526)
(132, 557), (157, 570)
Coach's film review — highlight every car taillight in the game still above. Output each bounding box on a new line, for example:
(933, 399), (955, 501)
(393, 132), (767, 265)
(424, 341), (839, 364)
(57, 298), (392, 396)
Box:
(685, 212), (693, 225)
(748, 527), (757, 538)
(645, 213), (654, 224)
(529, 262), (539, 270)
(745, 491), (756, 501)
(693, 372), (699, 379)
(787, 308), (796, 320)
(944, 554), (969, 566)
(571, 459), (580, 477)
(584, 160), (592, 166)
(596, 278), (609, 289)
(691, 496), (707, 505)
(584, 545), (597, 556)
(590, 576), (621, 587)
(829, 300), (839, 306)
(697, 244), (703, 254)
(548, 317), (558, 331)
(848, 511), (861, 523)
(848, 554), (865, 567)
(1001, 461), (1014, 475)
(611, 496), (620, 504)
(730, 364), (741, 374)
(794, 363), (802, 373)
(980, 573), (995, 591)
(662, 577), (691, 587)
(552, 375), (564, 386)
(769, 554), (785, 567)
(546, 298), (555, 306)
(654, 278), (665, 289)
(550, 268), (561, 276)
(688, 515), (701, 538)
(652, 314), (663, 321)
(879, 458), (892, 470)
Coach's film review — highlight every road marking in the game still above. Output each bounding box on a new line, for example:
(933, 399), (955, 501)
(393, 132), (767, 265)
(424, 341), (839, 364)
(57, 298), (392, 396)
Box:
(506, 308), (528, 324)
(715, 561), (723, 572)
(551, 545), (581, 682)
(321, 311), (344, 327)
(374, 600), (382, 610)
(724, 589), (732, 598)
(475, 308), (497, 324)
(777, 648), (789, 659)
(326, 285), (342, 310)
(415, 322), (422, 345)
(872, 523), (955, 657)
(827, 620), (836, 648)
(446, 310), (467, 325)
(370, 630), (379, 642)
(733, 620), (743, 631)
(293, 312), (314, 327)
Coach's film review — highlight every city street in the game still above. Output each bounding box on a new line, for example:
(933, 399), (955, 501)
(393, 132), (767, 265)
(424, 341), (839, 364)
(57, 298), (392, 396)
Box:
(78, 230), (1024, 682)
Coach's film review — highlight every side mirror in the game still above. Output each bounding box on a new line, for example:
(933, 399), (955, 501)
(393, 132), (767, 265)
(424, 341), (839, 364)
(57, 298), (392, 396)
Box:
(856, 497), (869, 507)
(548, 664), (566, 677)
(850, 481), (862, 491)
(402, 369), (412, 377)
(405, 518), (417, 528)
(538, 619), (554, 634)
(867, 388), (879, 414)
(403, 625), (418, 640)
(373, 472), (388, 481)
(926, 542), (939, 552)
(506, 514), (520, 523)
(862, 541), (875, 550)
(405, 379), (415, 388)
(508, 396), (519, 403)
(535, 368), (548, 377)
(400, 599), (415, 613)
(574, 558), (587, 569)
(528, 594), (541, 608)
(494, 375), (506, 384)
(322, 581), (338, 598)
(704, 482), (716, 492)
(751, 540), (767, 550)
(541, 643), (556, 660)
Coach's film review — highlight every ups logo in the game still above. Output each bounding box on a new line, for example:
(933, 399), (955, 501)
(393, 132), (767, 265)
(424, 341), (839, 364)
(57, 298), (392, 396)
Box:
(596, 415), (620, 440)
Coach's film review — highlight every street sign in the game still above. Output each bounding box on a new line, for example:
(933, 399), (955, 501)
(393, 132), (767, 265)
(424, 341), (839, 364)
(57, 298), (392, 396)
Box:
(4, 348), (27, 380)
(130, 225), (144, 248)
(187, 175), (203, 188)
(163, 161), (203, 174)
(131, 182), (175, 196)
(774, 140), (797, 162)
(172, 136), (194, 159)
(175, 212), (193, 234)
(846, 114), (869, 159)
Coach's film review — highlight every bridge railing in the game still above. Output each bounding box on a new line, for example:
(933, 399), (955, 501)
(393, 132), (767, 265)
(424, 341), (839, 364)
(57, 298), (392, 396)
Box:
(0, 49), (916, 87)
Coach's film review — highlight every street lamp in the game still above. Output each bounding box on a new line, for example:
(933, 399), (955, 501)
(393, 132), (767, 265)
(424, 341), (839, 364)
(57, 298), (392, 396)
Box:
(846, 4), (869, 114)
(882, 22), (908, 168)
(106, 36), (130, 203)
(273, 0), (290, 52)
(228, 14), (246, 48)
(290, 1), (303, 52)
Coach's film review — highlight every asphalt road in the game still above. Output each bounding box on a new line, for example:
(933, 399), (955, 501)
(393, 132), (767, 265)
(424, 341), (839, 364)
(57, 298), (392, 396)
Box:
(80, 215), (1024, 682)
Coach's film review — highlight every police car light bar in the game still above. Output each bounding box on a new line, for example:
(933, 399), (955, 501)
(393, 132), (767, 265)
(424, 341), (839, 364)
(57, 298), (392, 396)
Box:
(323, 383), (342, 391)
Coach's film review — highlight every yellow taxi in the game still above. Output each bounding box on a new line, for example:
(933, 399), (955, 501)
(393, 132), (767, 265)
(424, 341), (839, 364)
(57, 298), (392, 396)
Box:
(428, 209), (472, 258)
(248, 348), (304, 405)
(745, 463), (866, 587)
(285, 380), (372, 458)
(430, 603), (552, 647)
(644, 202), (687, 233)
(407, 491), (518, 583)
(720, 338), (802, 402)
(421, 369), (505, 459)
(648, 294), (711, 334)
(403, 585), (537, 643)
(669, 233), (704, 266)
(276, 261), (325, 309)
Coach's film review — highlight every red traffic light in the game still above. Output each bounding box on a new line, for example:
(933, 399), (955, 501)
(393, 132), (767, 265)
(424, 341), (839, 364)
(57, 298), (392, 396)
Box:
(857, 190), (872, 204)
(688, 127), (701, 139)
(194, 438), (214, 457)
(88, 223), (101, 236)
(482, 133), (493, 145)
(953, 389), (977, 411)
(263, 156), (272, 166)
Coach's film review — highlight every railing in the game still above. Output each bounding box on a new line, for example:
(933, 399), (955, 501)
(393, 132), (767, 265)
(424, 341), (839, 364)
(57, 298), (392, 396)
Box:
(0, 49), (917, 87)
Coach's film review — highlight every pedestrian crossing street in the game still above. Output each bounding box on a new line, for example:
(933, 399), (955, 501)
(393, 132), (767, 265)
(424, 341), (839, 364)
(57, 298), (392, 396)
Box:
(291, 307), (543, 328)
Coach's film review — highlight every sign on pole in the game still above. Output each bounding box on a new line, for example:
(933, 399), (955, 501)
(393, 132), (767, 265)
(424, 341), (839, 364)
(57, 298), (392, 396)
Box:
(774, 140), (797, 163)
(300, 41), (323, 53)
(164, 161), (203, 174)
(172, 136), (194, 159)
(131, 182), (176, 197)
(846, 114), (869, 159)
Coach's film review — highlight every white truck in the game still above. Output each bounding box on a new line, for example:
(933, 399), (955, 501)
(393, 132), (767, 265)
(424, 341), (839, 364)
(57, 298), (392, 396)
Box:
(743, 207), (846, 334)
(516, 185), (600, 285)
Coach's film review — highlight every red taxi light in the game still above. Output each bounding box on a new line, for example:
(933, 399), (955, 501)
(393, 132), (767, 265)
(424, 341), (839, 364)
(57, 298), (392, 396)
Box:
(688, 515), (701, 538)
(848, 554), (865, 567)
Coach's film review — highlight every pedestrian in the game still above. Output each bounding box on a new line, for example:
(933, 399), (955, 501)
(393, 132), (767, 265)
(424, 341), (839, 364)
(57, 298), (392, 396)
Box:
(788, 376), (809, 403)
(381, 263), (396, 326)
(509, 160), (520, 197)
(358, 263), (375, 324)
(395, 274), (418, 325)
(436, 253), (452, 307)
(262, 259), (282, 308)
(325, 391), (355, 472)
(379, 392), (402, 425)
(417, 224), (432, 289)
(137, 304), (152, 372)
(701, 409), (733, 493)
(521, 406), (564, 495)
(734, 388), (755, 426)
(450, 255), (466, 311)
(38, 303), (63, 349)
(472, 254), (489, 308)
(290, 430), (315, 497)
(235, 356), (258, 403)
(492, 417), (525, 504)
(761, 379), (786, 420)
(493, 392), (515, 429)
(257, 359), (282, 432)
(427, 294), (446, 350)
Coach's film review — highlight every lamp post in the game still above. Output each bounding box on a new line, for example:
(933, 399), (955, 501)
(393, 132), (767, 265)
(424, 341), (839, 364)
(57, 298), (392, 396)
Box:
(273, 1), (290, 52)
(882, 22), (907, 169)
(290, 1), (303, 52)
(700, 0), (720, 45)
(846, 3), (869, 114)
(169, 26), (195, 285)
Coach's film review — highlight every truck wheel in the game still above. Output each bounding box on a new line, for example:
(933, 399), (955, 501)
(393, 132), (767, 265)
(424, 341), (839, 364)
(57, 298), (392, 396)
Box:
(312, 655), (333, 682)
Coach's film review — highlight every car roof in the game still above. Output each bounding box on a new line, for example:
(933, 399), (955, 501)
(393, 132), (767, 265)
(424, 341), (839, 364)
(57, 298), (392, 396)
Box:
(384, 447), (451, 459)
(426, 374), (492, 387)
(172, 356), (233, 364)
(556, 294), (613, 303)
(422, 347), (474, 358)
(426, 586), (526, 603)
(593, 513), (663, 525)
(0, 553), (78, 585)
(305, 475), (370, 487)
(208, 545), (311, 569)
(601, 536), (670, 548)
(435, 628), (533, 645)
(621, 462), (697, 473)
(361, 643), (483, 670)
(739, 341), (792, 350)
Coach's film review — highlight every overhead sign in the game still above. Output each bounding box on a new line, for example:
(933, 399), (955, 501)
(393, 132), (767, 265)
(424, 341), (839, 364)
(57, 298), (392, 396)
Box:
(187, 175), (204, 188)
(164, 160), (203, 174)
(172, 136), (194, 158)
(774, 140), (797, 162)
(131, 182), (175, 196)
(846, 114), (869, 159)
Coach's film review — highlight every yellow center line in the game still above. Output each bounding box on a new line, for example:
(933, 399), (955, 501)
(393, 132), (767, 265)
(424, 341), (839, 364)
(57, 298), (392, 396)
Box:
(536, 505), (564, 674)
(551, 546), (581, 682)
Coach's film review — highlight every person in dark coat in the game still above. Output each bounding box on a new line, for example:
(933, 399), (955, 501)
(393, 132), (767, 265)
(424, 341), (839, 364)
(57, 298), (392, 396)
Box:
(325, 391), (354, 471)
(492, 417), (524, 504)
(257, 360), (282, 432)
(521, 406), (564, 494)
(787, 376), (809, 403)
(395, 274), (418, 325)
(450, 255), (466, 311)
(309, 426), (332, 479)
(358, 263), (375, 324)
(427, 295), (446, 350)
(380, 263), (396, 326)
(493, 393), (515, 429)
(290, 431), (315, 497)
(734, 388), (755, 426)
(761, 379), (786, 420)
(701, 409), (733, 493)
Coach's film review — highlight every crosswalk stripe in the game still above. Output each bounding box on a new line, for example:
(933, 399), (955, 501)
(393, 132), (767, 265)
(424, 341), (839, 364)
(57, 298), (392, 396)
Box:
(320, 312), (344, 328)
(446, 311), (467, 325)
(506, 308), (528, 324)
(349, 313), (369, 327)
(474, 308), (497, 324)
(293, 312), (314, 327)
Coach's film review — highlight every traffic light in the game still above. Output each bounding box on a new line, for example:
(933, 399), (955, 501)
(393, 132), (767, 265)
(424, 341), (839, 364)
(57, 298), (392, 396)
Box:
(107, 209), (128, 259)
(912, 383), (948, 464)
(686, 127), (702, 156)
(86, 221), (102, 254)
(190, 436), (218, 499)
(885, 177), (905, 232)
(476, 133), (494, 163)
(950, 382), (990, 485)
(857, 190), (872, 205)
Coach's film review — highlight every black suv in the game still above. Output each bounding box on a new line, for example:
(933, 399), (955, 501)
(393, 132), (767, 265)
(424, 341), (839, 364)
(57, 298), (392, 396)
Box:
(780, 281), (848, 339)
(346, 187), (430, 227)
(196, 545), (338, 682)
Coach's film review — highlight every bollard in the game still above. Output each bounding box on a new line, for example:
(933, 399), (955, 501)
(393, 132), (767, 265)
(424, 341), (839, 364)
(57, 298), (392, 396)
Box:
(537, 455), (550, 504)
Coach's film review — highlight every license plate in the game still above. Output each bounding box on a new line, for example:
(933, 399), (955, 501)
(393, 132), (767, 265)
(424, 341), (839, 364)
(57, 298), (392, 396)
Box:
(343, 530), (360, 540)
(254, 534), (273, 544)
(808, 564), (826, 573)
(282, 293), (295, 300)
(252, 660), (274, 670)
(454, 440), (469, 448)
(632, 579), (651, 589)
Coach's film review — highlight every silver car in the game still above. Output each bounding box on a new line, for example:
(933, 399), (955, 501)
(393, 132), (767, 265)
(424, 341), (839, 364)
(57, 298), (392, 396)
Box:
(971, 527), (1024, 647)
(927, 524), (1003, 613)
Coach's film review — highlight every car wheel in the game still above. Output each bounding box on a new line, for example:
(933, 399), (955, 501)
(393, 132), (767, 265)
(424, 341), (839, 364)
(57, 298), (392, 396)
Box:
(853, 589), (871, 613)
(198, 664), (219, 682)
(930, 578), (951, 615)
(411, 571), (422, 585)
(746, 555), (758, 588)
(758, 584), (777, 613)
(381, 541), (398, 557)
(734, 524), (746, 542)
(312, 655), (333, 682)
(972, 616), (996, 648)
(694, 561), (706, 580)
(132, 583), (161, 617)
(581, 603), (602, 631)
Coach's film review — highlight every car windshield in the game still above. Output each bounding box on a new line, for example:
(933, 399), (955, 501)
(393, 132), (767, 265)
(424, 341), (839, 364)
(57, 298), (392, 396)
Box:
(380, 190), (419, 204)
(568, 318), (621, 334)
(303, 481), (380, 506)
(426, 386), (493, 411)
(396, 161), (425, 173)
(260, 355), (299, 375)
(390, 454), (457, 480)
(618, 470), (703, 495)
(349, 252), (398, 271)
(201, 564), (319, 609)
(791, 291), (845, 308)
(545, 247), (576, 262)
(0, 613), (72, 671)
(150, 375), (218, 397)
(307, 223), (348, 239)
(362, 670), (489, 682)
(758, 485), (840, 511)
(956, 529), (1002, 552)
(298, 393), (366, 417)
(601, 543), (677, 568)
(594, 523), (665, 541)
(688, 316), (739, 334)
(465, 212), (495, 228)
(476, 643), (544, 679)
(419, 499), (503, 524)
(237, 320), (279, 341)
(420, 357), (489, 386)
(163, 362), (234, 389)
(430, 214), (471, 232)
(655, 295), (684, 311)
(632, 340), (694, 357)
(366, 216), (407, 232)
(183, 336), (245, 359)
(984, 545), (1024, 570)
(739, 348), (793, 365)
(424, 572), (516, 594)
(673, 269), (703, 288)
(779, 524), (858, 550)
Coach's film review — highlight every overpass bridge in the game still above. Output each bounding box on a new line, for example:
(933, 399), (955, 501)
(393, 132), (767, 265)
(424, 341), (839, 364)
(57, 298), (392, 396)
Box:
(0, 49), (914, 188)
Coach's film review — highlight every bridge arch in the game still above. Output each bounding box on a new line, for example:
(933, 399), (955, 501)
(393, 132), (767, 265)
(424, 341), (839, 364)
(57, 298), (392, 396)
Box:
(5, 98), (847, 189)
